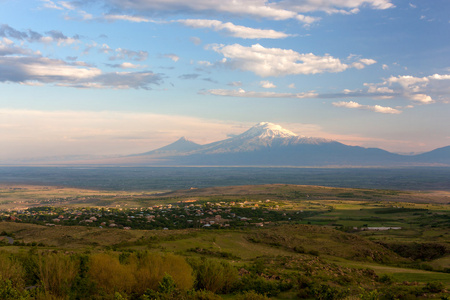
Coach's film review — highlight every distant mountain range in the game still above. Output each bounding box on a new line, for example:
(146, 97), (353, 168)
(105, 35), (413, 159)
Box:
(11, 122), (448, 166)
(119, 122), (449, 167)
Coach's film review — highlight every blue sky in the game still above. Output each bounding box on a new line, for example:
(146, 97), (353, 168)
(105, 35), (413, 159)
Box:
(0, 0), (449, 161)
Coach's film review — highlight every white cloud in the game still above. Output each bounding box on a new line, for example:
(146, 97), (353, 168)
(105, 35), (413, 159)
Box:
(204, 88), (317, 99)
(277, 0), (394, 14)
(209, 43), (372, 77)
(228, 81), (242, 87)
(0, 24), (80, 47)
(41, 0), (63, 10)
(103, 14), (150, 22)
(71, 0), (395, 24)
(0, 55), (162, 89)
(288, 83), (296, 89)
(260, 81), (276, 88)
(109, 48), (148, 61)
(351, 58), (377, 69)
(91, 0), (298, 21)
(198, 61), (213, 67)
(163, 53), (180, 62)
(178, 19), (292, 39)
(333, 101), (402, 114)
(111, 62), (145, 69)
(356, 73), (450, 104)
(296, 14), (321, 25)
(409, 94), (433, 103)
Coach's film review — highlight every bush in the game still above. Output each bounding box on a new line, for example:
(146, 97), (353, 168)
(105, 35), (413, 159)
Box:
(236, 276), (281, 297)
(380, 285), (422, 300)
(89, 251), (194, 297)
(37, 252), (78, 297)
(378, 274), (394, 285)
(293, 246), (305, 253)
(0, 251), (25, 288)
(188, 258), (238, 294)
(423, 281), (444, 293)
(0, 280), (30, 300)
(310, 284), (349, 300)
(185, 290), (223, 300)
(89, 252), (136, 295)
(234, 290), (271, 300)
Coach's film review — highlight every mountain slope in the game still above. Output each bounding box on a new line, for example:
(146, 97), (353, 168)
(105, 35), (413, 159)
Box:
(131, 137), (202, 156)
(128, 122), (417, 166)
(413, 146), (450, 164)
(196, 122), (334, 154)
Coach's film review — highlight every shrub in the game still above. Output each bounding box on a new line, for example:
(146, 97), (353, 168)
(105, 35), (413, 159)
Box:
(310, 284), (349, 300)
(234, 290), (271, 300)
(89, 252), (136, 295)
(236, 276), (280, 297)
(0, 280), (30, 300)
(37, 252), (78, 297)
(423, 281), (444, 293)
(131, 252), (194, 294)
(189, 258), (238, 294)
(293, 246), (305, 253)
(185, 290), (223, 300)
(378, 274), (394, 285)
(0, 251), (25, 288)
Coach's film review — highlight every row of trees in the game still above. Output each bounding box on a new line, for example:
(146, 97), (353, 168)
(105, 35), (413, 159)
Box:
(0, 249), (275, 300)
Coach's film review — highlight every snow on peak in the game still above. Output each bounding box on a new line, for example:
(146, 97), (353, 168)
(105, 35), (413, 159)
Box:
(240, 122), (298, 139)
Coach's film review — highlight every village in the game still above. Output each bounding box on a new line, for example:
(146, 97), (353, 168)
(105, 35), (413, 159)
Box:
(0, 198), (318, 231)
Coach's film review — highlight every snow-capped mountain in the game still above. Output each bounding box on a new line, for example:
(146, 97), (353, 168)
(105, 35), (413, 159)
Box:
(115, 122), (449, 166)
(239, 122), (298, 139)
(194, 122), (333, 154)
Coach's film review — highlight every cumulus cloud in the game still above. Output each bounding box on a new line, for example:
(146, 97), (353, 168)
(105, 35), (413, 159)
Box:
(0, 53), (162, 89)
(385, 74), (450, 103)
(333, 101), (402, 114)
(0, 38), (38, 56)
(260, 81), (276, 88)
(177, 19), (292, 39)
(296, 14), (321, 25)
(209, 43), (373, 77)
(203, 88), (317, 99)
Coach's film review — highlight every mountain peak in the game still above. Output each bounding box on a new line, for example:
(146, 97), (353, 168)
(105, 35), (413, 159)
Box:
(240, 122), (298, 139)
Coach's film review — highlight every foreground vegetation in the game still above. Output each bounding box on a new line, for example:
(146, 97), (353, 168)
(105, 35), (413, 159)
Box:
(1, 184), (449, 299)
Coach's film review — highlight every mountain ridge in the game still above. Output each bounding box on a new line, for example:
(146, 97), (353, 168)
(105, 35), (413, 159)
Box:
(125, 122), (449, 166)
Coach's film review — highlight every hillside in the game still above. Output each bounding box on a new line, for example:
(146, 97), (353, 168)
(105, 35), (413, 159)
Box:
(1, 183), (449, 299)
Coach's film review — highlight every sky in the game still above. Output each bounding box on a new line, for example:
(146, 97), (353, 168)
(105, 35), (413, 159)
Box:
(0, 0), (449, 161)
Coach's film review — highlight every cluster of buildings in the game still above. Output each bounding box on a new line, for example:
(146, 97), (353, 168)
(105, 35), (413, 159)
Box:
(1, 199), (299, 230)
